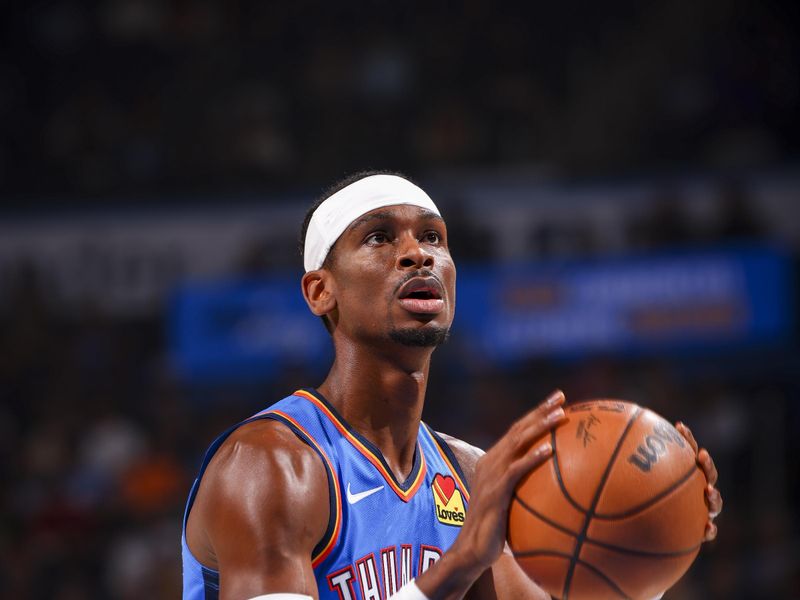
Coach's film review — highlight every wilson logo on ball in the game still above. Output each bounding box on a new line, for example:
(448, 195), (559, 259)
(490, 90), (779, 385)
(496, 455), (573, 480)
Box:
(628, 421), (687, 473)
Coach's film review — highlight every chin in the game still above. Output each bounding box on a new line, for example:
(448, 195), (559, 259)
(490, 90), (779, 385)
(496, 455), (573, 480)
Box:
(389, 326), (450, 347)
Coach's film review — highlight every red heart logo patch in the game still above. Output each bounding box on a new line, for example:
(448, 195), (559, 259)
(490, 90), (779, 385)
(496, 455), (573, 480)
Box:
(433, 473), (456, 505)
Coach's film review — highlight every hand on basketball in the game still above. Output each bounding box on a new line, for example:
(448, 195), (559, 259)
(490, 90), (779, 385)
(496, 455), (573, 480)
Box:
(453, 390), (567, 572)
(676, 422), (722, 542)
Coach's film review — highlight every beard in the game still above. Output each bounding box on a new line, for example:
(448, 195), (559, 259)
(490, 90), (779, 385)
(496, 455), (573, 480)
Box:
(389, 326), (450, 347)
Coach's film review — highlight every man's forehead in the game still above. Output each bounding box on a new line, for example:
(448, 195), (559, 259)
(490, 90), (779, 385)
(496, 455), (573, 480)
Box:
(346, 205), (444, 232)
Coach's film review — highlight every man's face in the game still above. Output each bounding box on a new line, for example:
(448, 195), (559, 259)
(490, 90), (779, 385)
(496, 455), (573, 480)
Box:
(325, 204), (456, 347)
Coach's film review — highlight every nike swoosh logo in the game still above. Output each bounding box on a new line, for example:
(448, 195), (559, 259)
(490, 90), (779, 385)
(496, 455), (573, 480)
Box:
(346, 482), (385, 505)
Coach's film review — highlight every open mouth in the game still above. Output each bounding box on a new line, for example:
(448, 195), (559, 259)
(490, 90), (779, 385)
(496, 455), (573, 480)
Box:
(403, 288), (441, 300)
(398, 278), (445, 314)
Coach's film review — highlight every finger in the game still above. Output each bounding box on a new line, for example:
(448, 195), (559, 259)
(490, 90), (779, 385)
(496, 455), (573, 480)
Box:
(525, 389), (565, 421)
(533, 389), (565, 415)
(534, 404), (567, 432)
(704, 521), (718, 542)
(706, 484), (723, 519)
(505, 441), (553, 490)
(697, 448), (718, 486)
(675, 422), (699, 455)
(496, 409), (564, 466)
(497, 391), (566, 454)
(517, 390), (566, 433)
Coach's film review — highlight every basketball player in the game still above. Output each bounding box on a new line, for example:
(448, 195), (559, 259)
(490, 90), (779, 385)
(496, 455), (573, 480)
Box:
(182, 172), (722, 600)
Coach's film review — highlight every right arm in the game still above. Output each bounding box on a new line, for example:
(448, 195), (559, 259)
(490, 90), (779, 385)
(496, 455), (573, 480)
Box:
(414, 390), (566, 600)
(185, 419), (330, 599)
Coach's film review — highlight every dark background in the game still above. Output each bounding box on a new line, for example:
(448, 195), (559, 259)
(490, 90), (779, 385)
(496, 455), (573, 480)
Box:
(1, 1), (798, 598)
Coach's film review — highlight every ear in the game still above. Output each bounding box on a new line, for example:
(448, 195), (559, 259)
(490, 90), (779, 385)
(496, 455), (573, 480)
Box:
(301, 270), (337, 318)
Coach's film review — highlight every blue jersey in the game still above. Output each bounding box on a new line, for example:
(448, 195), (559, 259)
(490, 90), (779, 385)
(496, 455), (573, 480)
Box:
(182, 388), (471, 600)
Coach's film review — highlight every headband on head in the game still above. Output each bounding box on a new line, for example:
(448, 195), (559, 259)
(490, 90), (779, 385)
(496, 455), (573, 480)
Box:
(303, 174), (441, 272)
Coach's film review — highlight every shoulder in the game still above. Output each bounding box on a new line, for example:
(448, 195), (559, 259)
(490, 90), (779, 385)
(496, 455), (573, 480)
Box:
(434, 431), (485, 485)
(203, 417), (329, 514)
(187, 417), (330, 567)
(211, 417), (325, 481)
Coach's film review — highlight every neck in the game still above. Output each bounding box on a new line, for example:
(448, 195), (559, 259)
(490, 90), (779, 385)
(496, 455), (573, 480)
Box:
(317, 339), (434, 482)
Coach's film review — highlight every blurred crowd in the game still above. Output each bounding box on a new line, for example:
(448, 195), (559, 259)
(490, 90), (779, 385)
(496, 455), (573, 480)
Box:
(1, 0), (799, 200)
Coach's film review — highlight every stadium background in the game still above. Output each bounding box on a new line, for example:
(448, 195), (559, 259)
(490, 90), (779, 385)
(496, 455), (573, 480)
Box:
(1, 1), (799, 598)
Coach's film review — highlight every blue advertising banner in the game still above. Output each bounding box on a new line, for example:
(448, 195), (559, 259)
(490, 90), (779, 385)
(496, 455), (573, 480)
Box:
(169, 277), (332, 382)
(169, 245), (794, 382)
(455, 244), (794, 361)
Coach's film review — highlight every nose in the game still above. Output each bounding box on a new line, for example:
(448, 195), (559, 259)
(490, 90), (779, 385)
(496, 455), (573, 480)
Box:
(396, 234), (434, 270)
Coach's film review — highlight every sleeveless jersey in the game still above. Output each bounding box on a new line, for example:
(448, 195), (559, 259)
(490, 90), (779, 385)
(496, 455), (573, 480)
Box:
(182, 388), (471, 600)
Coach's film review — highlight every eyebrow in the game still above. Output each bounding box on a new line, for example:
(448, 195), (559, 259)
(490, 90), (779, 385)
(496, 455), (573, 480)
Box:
(347, 208), (444, 232)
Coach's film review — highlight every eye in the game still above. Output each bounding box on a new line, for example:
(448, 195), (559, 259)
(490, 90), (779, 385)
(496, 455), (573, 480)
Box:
(365, 231), (390, 246)
(422, 230), (442, 244)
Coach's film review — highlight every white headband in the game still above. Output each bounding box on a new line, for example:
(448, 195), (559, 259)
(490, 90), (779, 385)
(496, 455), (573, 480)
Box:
(303, 174), (441, 272)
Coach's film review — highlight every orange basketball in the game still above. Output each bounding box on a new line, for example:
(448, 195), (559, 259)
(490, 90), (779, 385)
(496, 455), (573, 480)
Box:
(508, 399), (707, 600)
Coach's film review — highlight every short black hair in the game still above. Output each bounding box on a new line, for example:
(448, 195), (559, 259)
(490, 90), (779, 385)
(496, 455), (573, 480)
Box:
(298, 169), (417, 268)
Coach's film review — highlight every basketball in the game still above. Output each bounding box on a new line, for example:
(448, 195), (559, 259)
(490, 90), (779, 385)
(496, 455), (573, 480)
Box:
(508, 399), (708, 600)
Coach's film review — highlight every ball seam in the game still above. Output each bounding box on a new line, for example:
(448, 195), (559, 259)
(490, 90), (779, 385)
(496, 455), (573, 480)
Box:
(561, 406), (643, 600)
